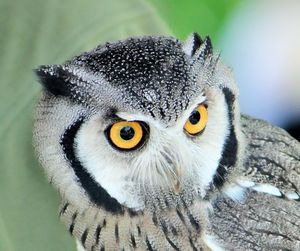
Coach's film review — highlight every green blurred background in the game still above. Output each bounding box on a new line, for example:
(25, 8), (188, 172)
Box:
(0, 0), (299, 250)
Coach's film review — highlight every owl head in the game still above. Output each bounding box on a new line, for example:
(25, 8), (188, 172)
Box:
(34, 33), (241, 214)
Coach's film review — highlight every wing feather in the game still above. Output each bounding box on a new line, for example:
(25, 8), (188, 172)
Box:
(241, 114), (300, 197)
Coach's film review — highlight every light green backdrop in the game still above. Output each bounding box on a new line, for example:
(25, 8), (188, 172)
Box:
(0, 0), (239, 250)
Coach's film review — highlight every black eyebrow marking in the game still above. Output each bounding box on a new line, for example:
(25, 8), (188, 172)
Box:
(213, 87), (238, 188)
(60, 117), (124, 214)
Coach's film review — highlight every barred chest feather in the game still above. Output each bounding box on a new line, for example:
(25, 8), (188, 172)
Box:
(59, 200), (214, 251)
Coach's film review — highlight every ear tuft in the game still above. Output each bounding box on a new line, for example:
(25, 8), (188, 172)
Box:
(198, 36), (213, 61)
(35, 65), (72, 97)
(182, 32), (203, 56)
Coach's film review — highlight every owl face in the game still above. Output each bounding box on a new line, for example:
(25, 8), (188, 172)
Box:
(34, 33), (240, 213)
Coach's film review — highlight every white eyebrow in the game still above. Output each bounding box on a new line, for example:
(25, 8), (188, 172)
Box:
(116, 112), (149, 121)
(116, 111), (165, 129)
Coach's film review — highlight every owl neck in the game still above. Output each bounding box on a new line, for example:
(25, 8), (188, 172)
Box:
(59, 199), (212, 251)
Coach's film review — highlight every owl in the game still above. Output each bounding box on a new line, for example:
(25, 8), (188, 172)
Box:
(33, 33), (300, 251)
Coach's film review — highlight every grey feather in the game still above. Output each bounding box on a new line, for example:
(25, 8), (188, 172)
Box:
(210, 192), (300, 251)
(33, 33), (300, 251)
(209, 115), (300, 251)
(242, 114), (300, 196)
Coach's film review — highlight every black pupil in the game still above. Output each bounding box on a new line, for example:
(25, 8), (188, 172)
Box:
(189, 110), (200, 125)
(120, 126), (135, 140)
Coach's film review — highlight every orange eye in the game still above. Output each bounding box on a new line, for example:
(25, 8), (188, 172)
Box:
(107, 121), (146, 150)
(184, 104), (208, 135)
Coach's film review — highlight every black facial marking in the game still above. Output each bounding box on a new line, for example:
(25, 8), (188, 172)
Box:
(61, 118), (124, 214)
(213, 87), (238, 188)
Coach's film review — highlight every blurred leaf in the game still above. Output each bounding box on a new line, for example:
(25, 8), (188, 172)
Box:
(0, 0), (170, 250)
(148, 0), (240, 43)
